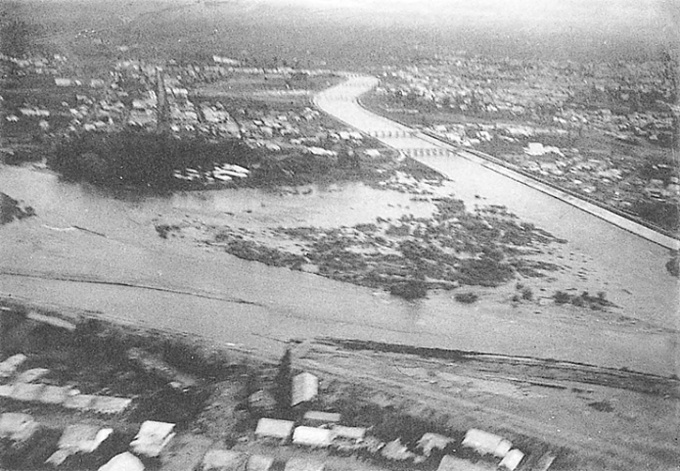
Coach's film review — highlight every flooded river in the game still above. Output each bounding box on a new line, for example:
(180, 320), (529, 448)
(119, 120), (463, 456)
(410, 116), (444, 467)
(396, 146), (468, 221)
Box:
(0, 79), (678, 376)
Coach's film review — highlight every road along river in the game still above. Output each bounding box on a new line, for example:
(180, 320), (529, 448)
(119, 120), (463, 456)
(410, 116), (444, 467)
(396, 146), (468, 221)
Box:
(0, 78), (678, 377)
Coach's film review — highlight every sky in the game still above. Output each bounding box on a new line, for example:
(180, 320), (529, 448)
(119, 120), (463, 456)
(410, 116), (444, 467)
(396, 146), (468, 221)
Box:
(257, 0), (677, 39)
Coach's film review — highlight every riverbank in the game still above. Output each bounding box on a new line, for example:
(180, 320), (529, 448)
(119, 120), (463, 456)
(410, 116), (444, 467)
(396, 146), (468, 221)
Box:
(2, 298), (678, 471)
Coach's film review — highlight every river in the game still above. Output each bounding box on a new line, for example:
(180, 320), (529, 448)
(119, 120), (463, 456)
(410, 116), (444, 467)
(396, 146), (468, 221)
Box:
(0, 80), (678, 377)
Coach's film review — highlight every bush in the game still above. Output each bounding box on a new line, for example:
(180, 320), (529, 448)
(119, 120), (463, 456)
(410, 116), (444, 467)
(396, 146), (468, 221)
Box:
(553, 291), (571, 304)
(454, 292), (479, 304)
(521, 287), (533, 301)
(390, 280), (428, 300)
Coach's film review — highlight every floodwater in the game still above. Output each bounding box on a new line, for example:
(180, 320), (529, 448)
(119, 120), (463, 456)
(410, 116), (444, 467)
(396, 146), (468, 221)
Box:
(1, 81), (678, 376)
(0, 162), (677, 376)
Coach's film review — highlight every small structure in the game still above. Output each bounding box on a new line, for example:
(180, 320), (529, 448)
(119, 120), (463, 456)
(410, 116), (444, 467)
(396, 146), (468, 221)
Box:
(26, 311), (76, 331)
(462, 429), (512, 458)
(247, 455), (274, 471)
(381, 438), (416, 461)
(291, 372), (318, 406)
(418, 433), (454, 456)
(0, 353), (27, 378)
(499, 449), (525, 471)
(303, 411), (340, 426)
(283, 457), (325, 471)
(533, 452), (556, 471)
(331, 425), (365, 443)
(40, 386), (71, 405)
(254, 418), (294, 441)
(248, 389), (277, 413)
(91, 396), (133, 414)
(200, 449), (248, 471)
(99, 452), (144, 471)
(130, 421), (176, 458)
(437, 455), (495, 471)
(11, 382), (45, 402)
(127, 348), (198, 390)
(64, 394), (97, 411)
(16, 367), (50, 383)
(46, 424), (113, 466)
(292, 426), (333, 448)
(0, 412), (39, 442)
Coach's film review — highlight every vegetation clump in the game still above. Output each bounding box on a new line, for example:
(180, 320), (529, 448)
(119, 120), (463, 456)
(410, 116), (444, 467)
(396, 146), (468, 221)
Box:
(194, 197), (566, 297)
(50, 131), (255, 188)
(553, 290), (614, 310)
(666, 254), (679, 277)
(0, 193), (35, 225)
(454, 292), (479, 304)
(389, 279), (428, 300)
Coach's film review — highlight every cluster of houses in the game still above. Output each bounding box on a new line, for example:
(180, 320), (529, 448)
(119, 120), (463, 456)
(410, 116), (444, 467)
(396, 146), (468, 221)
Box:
(0, 327), (556, 471)
(172, 164), (251, 183)
(0, 353), (132, 414)
(243, 370), (554, 471)
(0, 412), (177, 471)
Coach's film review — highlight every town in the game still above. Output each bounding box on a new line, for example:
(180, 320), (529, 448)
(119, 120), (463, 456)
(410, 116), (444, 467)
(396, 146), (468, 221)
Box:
(1, 50), (387, 188)
(362, 53), (679, 234)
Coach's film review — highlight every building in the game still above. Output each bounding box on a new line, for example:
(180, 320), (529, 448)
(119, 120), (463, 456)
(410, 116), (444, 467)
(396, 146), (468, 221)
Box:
(292, 426), (333, 448)
(461, 429), (512, 458)
(291, 372), (318, 406)
(255, 418), (295, 441)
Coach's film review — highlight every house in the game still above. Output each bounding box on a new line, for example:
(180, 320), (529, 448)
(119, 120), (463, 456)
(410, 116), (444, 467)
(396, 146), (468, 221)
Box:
(303, 411), (340, 426)
(417, 433), (454, 456)
(247, 455), (274, 471)
(46, 424), (113, 466)
(0, 353), (27, 378)
(331, 426), (365, 443)
(130, 421), (176, 458)
(0, 412), (39, 442)
(200, 449), (248, 471)
(380, 438), (416, 461)
(98, 452), (144, 471)
(255, 418), (294, 441)
(248, 389), (277, 413)
(283, 458), (325, 471)
(436, 455), (495, 471)
(292, 427), (332, 448)
(291, 372), (318, 406)
(90, 396), (133, 414)
(461, 429), (512, 458)
(499, 449), (525, 471)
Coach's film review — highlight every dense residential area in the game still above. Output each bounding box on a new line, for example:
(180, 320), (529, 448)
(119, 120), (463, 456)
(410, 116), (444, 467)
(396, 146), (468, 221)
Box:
(1, 50), (390, 188)
(362, 54), (679, 233)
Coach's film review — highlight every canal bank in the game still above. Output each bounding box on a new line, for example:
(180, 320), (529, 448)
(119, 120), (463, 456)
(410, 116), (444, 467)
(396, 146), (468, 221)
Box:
(316, 76), (679, 251)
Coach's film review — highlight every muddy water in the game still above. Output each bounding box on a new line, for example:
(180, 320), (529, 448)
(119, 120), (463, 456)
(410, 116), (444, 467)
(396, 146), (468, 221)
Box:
(317, 77), (680, 332)
(0, 163), (678, 376)
(1, 147), (678, 376)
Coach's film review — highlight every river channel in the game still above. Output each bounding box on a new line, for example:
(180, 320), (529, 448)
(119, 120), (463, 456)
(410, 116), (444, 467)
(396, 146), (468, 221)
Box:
(0, 79), (678, 376)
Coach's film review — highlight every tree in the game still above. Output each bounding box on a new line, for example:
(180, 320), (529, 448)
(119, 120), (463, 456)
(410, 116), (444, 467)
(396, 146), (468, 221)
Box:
(0, 18), (32, 58)
(274, 348), (292, 414)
